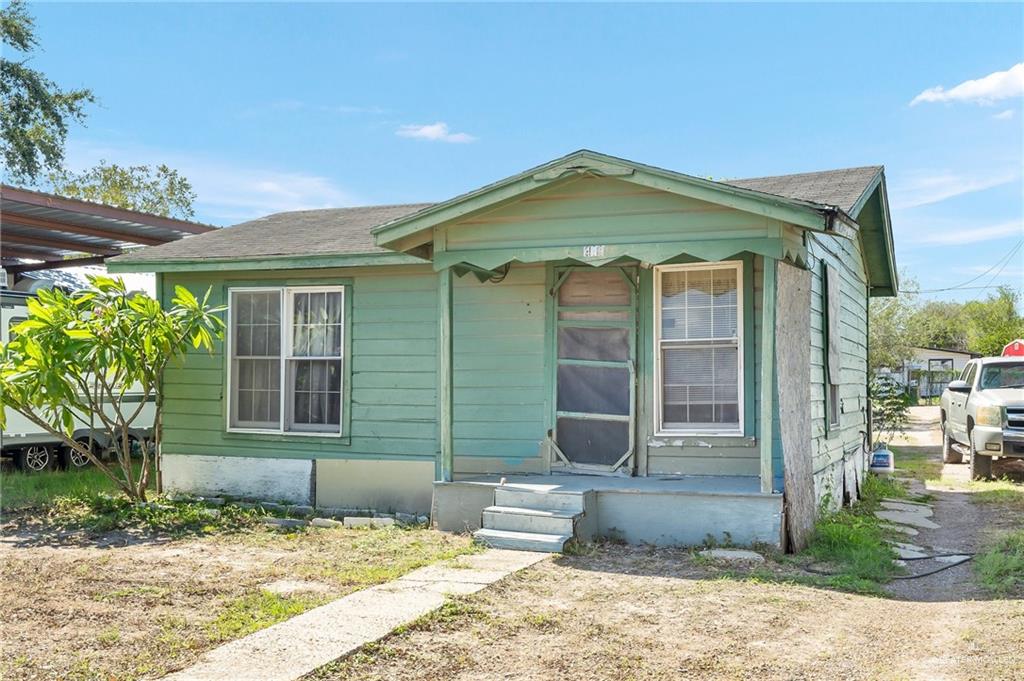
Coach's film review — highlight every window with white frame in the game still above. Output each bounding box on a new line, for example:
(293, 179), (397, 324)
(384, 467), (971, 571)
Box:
(229, 287), (344, 435)
(655, 262), (742, 433)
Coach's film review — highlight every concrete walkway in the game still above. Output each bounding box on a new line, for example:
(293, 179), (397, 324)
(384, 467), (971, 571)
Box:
(165, 549), (548, 681)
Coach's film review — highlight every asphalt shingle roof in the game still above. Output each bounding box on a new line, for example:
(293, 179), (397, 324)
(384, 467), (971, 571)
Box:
(723, 166), (882, 214)
(113, 203), (434, 263)
(114, 165), (882, 264)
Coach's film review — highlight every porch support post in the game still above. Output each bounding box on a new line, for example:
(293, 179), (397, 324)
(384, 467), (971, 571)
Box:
(438, 267), (454, 482)
(759, 258), (777, 494)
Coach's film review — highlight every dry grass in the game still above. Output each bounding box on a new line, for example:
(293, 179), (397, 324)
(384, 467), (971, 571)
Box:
(0, 521), (475, 681)
(309, 544), (1024, 681)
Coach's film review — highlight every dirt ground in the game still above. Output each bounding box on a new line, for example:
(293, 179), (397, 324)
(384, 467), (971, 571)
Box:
(312, 547), (1024, 681)
(0, 522), (473, 681)
(312, 408), (1024, 681)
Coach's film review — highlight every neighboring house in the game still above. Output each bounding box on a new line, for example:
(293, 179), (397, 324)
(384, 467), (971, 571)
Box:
(109, 150), (897, 551)
(895, 346), (980, 398)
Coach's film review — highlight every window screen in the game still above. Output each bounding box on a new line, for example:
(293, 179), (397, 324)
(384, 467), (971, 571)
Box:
(229, 287), (344, 434)
(656, 264), (741, 432)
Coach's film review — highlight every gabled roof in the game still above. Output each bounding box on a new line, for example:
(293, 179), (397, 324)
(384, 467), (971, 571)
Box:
(724, 166), (884, 215)
(370, 149), (851, 250)
(108, 150), (897, 295)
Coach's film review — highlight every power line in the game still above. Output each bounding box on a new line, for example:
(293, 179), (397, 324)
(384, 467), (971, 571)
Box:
(916, 239), (1023, 293)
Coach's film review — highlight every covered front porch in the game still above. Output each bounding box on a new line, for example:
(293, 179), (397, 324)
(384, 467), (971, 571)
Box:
(368, 151), (831, 549)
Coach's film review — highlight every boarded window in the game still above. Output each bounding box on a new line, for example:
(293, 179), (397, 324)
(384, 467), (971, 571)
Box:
(655, 262), (742, 433)
(230, 287), (345, 434)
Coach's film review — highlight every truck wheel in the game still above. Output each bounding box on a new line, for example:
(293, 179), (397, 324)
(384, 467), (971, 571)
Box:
(969, 431), (993, 480)
(942, 421), (962, 463)
(15, 445), (56, 472)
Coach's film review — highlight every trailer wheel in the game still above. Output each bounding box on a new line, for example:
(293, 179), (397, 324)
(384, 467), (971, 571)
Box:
(15, 445), (56, 472)
(61, 440), (97, 469)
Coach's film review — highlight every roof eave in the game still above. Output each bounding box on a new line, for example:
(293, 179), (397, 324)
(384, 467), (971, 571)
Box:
(106, 251), (429, 273)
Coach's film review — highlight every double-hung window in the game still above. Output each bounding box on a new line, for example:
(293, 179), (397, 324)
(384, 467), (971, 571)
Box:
(229, 286), (344, 435)
(654, 262), (743, 434)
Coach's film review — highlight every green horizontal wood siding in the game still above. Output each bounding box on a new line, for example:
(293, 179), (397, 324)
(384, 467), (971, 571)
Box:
(451, 264), (547, 472)
(439, 176), (785, 260)
(807, 231), (870, 504)
(159, 265), (439, 463)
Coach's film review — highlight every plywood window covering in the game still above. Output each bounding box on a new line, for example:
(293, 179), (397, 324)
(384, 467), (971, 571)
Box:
(228, 286), (344, 436)
(654, 262), (743, 434)
(825, 264), (841, 429)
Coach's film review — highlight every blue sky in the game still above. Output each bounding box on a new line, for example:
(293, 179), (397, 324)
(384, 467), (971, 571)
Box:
(28, 2), (1024, 303)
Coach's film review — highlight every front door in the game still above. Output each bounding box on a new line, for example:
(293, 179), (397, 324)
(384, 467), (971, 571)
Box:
(550, 267), (637, 474)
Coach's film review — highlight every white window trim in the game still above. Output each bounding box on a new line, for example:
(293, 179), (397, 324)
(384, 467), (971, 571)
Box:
(653, 261), (744, 437)
(226, 285), (346, 438)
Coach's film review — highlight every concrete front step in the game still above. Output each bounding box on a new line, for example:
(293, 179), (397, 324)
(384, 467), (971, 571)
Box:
(494, 487), (585, 513)
(482, 505), (578, 535)
(473, 527), (571, 553)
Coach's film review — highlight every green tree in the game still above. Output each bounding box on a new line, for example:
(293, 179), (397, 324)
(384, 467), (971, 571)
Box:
(0, 277), (223, 501)
(962, 287), (1024, 356)
(0, 0), (94, 183)
(868, 277), (918, 373)
(50, 161), (198, 219)
(907, 300), (967, 351)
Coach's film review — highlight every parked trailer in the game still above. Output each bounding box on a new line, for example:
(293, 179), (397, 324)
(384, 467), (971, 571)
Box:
(1, 286), (156, 472)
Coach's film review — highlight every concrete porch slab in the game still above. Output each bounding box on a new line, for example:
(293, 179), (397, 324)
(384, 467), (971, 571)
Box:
(433, 473), (783, 547)
(453, 473), (765, 496)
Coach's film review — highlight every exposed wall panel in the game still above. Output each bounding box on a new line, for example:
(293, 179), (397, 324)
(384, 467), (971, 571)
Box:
(162, 454), (312, 504)
(776, 262), (814, 550)
(316, 459), (434, 514)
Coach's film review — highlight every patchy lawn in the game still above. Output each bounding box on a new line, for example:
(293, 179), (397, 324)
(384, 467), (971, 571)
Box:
(1, 464), (150, 512)
(0, 476), (477, 681)
(308, 544), (1024, 681)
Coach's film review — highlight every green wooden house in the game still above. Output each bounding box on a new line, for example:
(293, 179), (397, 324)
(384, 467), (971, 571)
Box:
(109, 150), (896, 551)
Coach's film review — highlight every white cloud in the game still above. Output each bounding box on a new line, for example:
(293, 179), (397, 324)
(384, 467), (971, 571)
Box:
(63, 140), (358, 224)
(993, 109), (1015, 120)
(913, 220), (1023, 246)
(396, 122), (476, 144)
(889, 169), (1018, 210)
(183, 162), (356, 222)
(910, 63), (1024, 106)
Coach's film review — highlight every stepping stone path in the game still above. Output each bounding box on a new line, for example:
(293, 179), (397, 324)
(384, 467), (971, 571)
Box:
(880, 500), (933, 515)
(876, 508), (940, 530)
(882, 523), (919, 537)
(891, 542), (929, 559)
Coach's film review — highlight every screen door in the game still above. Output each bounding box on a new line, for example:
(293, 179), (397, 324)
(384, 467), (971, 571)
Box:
(551, 267), (637, 473)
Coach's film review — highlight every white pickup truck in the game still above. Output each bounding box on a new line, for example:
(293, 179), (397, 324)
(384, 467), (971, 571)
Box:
(940, 356), (1024, 479)
(1, 287), (156, 472)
